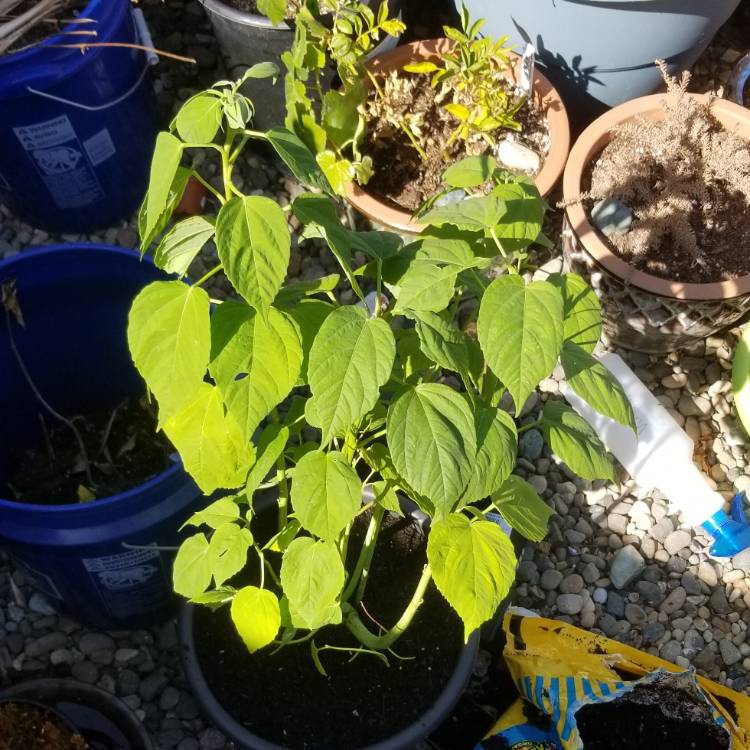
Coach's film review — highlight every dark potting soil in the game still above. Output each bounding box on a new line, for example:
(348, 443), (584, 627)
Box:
(223, 0), (332, 19)
(0, 702), (88, 750)
(362, 72), (549, 213)
(193, 514), (466, 750)
(6, 396), (173, 505)
(3, 1), (90, 55)
(576, 682), (730, 750)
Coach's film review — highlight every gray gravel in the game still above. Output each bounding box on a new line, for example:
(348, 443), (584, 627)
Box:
(1, 1), (750, 748)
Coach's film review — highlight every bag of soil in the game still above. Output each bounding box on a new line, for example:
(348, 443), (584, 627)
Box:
(476, 611), (750, 750)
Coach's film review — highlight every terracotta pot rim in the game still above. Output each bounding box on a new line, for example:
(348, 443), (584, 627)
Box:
(563, 92), (750, 302)
(344, 38), (571, 234)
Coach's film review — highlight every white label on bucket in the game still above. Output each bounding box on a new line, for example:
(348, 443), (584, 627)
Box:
(13, 115), (76, 151)
(12, 114), (105, 209)
(83, 129), (116, 166)
(83, 546), (169, 619)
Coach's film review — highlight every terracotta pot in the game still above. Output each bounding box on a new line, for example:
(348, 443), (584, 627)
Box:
(345, 38), (571, 235)
(563, 93), (750, 354)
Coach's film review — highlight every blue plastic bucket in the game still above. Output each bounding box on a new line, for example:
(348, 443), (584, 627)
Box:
(0, 245), (203, 630)
(0, 0), (158, 234)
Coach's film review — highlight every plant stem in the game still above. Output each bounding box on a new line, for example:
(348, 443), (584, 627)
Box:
(343, 505), (384, 603)
(276, 453), (289, 531)
(517, 419), (542, 434)
(490, 227), (517, 274)
(4, 310), (94, 487)
(194, 265), (222, 287)
(190, 171), (225, 204)
(344, 564), (432, 651)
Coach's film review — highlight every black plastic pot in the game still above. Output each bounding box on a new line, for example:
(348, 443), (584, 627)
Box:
(180, 603), (480, 750)
(0, 679), (153, 750)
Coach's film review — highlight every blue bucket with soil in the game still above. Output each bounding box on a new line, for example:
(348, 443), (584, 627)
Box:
(0, 0), (158, 233)
(0, 244), (203, 630)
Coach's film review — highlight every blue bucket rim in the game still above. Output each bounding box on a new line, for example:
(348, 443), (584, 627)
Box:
(0, 0), (132, 98)
(0, 241), (186, 513)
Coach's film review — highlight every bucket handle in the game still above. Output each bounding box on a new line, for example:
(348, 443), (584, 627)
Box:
(25, 8), (158, 112)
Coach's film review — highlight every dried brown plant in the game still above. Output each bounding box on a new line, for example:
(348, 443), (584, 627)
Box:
(588, 60), (750, 281)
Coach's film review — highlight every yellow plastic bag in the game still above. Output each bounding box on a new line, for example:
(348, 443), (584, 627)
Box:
(477, 611), (750, 750)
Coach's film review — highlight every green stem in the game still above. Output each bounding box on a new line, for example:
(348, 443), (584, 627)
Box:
(490, 227), (518, 274)
(343, 563), (432, 650)
(517, 419), (542, 434)
(190, 171), (225, 204)
(194, 265), (222, 287)
(342, 505), (384, 603)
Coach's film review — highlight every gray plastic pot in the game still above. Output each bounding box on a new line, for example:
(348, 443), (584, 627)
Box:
(200, 0), (401, 131)
(180, 603), (479, 750)
(457, 0), (740, 124)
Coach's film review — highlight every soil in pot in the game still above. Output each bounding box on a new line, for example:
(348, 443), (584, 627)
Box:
(0, 701), (88, 750)
(582, 63), (750, 285)
(194, 513), (465, 749)
(5, 395), (173, 505)
(575, 681), (729, 750)
(361, 68), (550, 212)
(2, 1), (89, 55)
(222, 0), (333, 18)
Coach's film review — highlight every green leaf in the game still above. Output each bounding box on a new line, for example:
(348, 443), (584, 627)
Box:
(280, 537), (345, 630)
(128, 280), (210, 419)
(191, 587), (236, 607)
(461, 407), (517, 506)
(387, 384), (476, 518)
(209, 302), (302, 440)
(307, 306), (395, 444)
(138, 167), (191, 252)
(369, 480), (401, 514)
(322, 83), (364, 151)
(209, 522), (253, 587)
(264, 519), (301, 553)
(275, 275), (340, 306)
(420, 193), (505, 232)
(284, 299), (334, 384)
(490, 180), (545, 253)
(240, 61), (280, 82)
(162, 383), (255, 494)
(291, 450), (361, 542)
(231, 586), (280, 653)
(561, 342), (635, 430)
(184, 497), (240, 530)
(392, 262), (458, 314)
(548, 273), (602, 353)
(350, 231), (403, 261)
(541, 401), (615, 481)
(173, 533), (212, 598)
(414, 236), (478, 269)
(403, 61), (440, 74)
(216, 196), (291, 315)
(144, 132), (184, 246)
(316, 150), (354, 195)
(245, 424), (289, 498)
(412, 311), (483, 385)
(427, 514), (516, 640)
(396, 327), (433, 383)
(153, 216), (215, 277)
(734, 325), (750, 435)
(266, 127), (332, 194)
(175, 92), (223, 143)
(478, 275), (564, 412)
(256, 0), (286, 24)
(492, 475), (553, 542)
(442, 155), (497, 188)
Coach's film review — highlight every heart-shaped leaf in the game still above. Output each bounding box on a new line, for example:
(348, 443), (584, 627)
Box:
(231, 586), (281, 653)
(492, 475), (553, 542)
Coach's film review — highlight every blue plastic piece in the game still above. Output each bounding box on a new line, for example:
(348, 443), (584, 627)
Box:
(701, 493), (750, 558)
(0, 0), (158, 233)
(0, 245), (203, 629)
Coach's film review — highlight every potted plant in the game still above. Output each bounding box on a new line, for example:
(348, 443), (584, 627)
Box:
(455, 0), (741, 123)
(199, 0), (402, 132)
(563, 63), (750, 354)
(0, 0), (158, 233)
(128, 70), (632, 749)
(0, 243), (204, 630)
(284, 4), (570, 234)
(0, 678), (153, 750)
